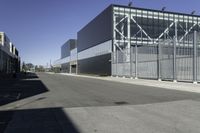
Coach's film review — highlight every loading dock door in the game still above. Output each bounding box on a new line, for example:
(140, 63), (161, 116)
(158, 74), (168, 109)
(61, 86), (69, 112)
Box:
(70, 64), (77, 74)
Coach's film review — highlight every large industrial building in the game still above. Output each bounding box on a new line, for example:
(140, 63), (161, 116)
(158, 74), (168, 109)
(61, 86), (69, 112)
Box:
(54, 39), (77, 73)
(0, 32), (20, 75)
(54, 4), (200, 83)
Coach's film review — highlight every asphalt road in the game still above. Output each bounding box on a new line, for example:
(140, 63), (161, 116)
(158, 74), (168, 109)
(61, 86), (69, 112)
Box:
(2, 72), (200, 133)
(28, 72), (200, 109)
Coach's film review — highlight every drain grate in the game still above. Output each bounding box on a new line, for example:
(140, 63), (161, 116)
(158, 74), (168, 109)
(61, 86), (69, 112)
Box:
(114, 101), (129, 105)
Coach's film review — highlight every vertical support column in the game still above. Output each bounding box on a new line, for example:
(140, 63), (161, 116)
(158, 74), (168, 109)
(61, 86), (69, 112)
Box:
(113, 44), (117, 77)
(193, 31), (197, 84)
(158, 39), (162, 81)
(127, 14), (131, 49)
(173, 21), (178, 82)
(113, 12), (117, 77)
(127, 11), (132, 78)
(135, 44), (138, 79)
(113, 12), (116, 53)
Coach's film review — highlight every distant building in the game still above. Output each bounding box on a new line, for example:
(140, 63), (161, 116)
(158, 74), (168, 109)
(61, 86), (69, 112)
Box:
(54, 39), (77, 73)
(0, 32), (20, 74)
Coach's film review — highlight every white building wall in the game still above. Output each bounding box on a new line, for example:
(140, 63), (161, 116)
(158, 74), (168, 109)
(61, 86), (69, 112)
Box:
(54, 40), (112, 67)
(78, 40), (112, 60)
(70, 48), (77, 62)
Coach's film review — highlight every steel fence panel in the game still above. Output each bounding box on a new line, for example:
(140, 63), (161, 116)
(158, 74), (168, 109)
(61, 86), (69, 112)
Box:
(112, 31), (199, 83)
(161, 44), (174, 80)
(197, 34), (200, 82)
(137, 45), (158, 79)
(197, 49), (200, 81)
(123, 49), (131, 77)
(176, 34), (193, 81)
(111, 52), (117, 75)
(131, 46), (136, 77)
(176, 47), (193, 81)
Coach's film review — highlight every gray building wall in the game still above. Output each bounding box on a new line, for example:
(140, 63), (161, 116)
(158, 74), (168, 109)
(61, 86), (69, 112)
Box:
(61, 62), (70, 73)
(77, 5), (113, 53)
(77, 5), (113, 75)
(60, 39), (77, 72)
(61, 39), (76, 59)
(78, 54), (111, 75)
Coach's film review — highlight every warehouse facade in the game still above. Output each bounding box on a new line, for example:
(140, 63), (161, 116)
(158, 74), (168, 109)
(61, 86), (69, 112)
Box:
(77, 6), (113, 75)
(55, 4), (200, 83)
(54, 39), (77, 73)
(0, 32), (20, 75)
(111, 5), (200, 83)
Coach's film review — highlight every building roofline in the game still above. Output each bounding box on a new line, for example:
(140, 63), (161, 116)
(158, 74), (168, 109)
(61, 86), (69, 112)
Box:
(111, 4), (200, 18)
(61, 39), (77, 48)
(78, 4), (113, 34)
(78, 4), (200, 36)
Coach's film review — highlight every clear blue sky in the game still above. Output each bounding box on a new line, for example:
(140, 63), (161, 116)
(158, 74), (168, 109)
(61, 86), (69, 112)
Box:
(0, 0), (199, 66)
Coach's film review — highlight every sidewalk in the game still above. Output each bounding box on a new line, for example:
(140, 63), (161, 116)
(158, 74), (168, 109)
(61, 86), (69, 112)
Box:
(56, 72), (200, 94)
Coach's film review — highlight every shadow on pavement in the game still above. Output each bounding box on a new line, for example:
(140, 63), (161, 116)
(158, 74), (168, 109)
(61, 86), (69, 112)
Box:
(18, 72), (39, 80)
(0, 72), (48, 106)
(0, 107), (80, 133)
(0, 111), (14, 133)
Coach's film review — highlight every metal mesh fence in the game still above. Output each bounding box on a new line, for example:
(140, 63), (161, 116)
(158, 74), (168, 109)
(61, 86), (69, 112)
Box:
(176, 47), (193, 81)
(160, 45), (174, 80)
(112, 49), (131, 77)
(198, 49), (200, 81)
(131, 46), (136, 77)
(112, 32), (200, 83)
(197, 34), (200, 81)
(137, 45), (158, 79)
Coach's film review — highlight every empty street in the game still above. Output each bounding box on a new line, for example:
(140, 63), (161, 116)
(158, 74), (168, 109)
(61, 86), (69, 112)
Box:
(1, 73), (200, 133)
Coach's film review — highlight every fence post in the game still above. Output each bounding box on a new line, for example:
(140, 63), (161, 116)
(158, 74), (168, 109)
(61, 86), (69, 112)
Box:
(116, 50), (118, 77)
(158, 40), (162, 81)
(173, 37), (177, 82)
(173, 21), (177, 82)
(193, 31), (197, 84)
(111, 52), (113, 76)
(123, 49), (125, 78)
(135, 44), (138, 79)
(130, 47), (133, 78)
